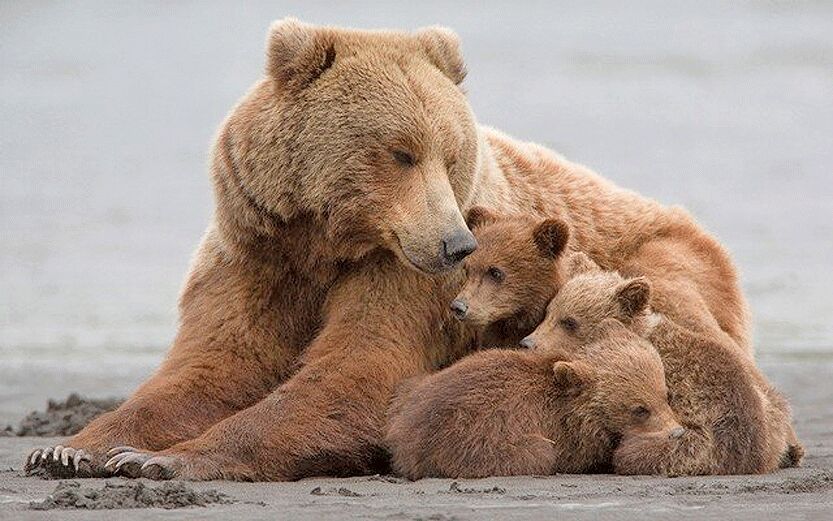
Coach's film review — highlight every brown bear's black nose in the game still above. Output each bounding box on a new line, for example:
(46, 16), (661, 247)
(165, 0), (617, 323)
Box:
(519, 336), (536, 349)
(442, 230), (477, 267)
(450, 299), (468, 320)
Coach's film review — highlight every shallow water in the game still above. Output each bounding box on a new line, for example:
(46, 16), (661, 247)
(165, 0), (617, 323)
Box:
(1, 1), (832, 421)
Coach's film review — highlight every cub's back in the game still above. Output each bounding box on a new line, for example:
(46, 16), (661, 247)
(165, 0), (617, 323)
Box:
(385, 349), (559, 479)
(649, 318), (776, 473)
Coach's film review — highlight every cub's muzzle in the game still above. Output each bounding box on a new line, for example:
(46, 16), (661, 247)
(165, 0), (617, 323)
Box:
(450, 299), (468, 320)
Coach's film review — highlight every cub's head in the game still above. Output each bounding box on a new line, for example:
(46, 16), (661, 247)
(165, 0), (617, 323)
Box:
(521, 254), (655, 350)
(217, 19), (480, 273)
(450, 207), (571, 329)
(547, 322), (681, 439)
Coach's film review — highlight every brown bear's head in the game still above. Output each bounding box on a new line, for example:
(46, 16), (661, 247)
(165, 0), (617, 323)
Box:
(521, 254), (656, 350)
(214, 19), (480, 273)
(450, 207), (571, 330)
(548, 321), (681, 439)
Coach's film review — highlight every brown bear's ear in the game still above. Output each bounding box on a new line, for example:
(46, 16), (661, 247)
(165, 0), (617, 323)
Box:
(266, 18), (337, 90)
(533, 219), (570, 259)
(415, 26), (467, 85)
(466, 206), (499, 230)
(552, 361), (589, 396)
(566, 252), (600, 278)
(614, 277), (652, 319)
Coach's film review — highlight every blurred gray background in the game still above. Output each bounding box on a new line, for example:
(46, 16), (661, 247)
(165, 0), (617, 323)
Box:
(1, 0), (832, 422)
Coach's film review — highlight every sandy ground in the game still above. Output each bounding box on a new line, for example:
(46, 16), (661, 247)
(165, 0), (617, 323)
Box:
(1, 358), (830, 520)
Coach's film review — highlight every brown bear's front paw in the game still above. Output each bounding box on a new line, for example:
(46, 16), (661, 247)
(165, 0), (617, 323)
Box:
(105, 447), (189, 480)
(139, 455), (184, 480)
(25, 445), (105, 478)
(104, 446), (155, 478)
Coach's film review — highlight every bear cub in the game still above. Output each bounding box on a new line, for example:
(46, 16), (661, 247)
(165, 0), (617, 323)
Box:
(526, 256), (804, 475)
(451, 207), (572, 348)
(385, 316), (681, 479)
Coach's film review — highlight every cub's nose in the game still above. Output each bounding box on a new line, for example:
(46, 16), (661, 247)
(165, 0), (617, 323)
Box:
(442, 229), (477, 267)
(519, 336), (536, 349)
(450, 299), (468, 320)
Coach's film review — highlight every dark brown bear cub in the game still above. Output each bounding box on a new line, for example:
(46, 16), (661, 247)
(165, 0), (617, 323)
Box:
(451, 207), (572, 347)
(385, 319), (680, 479)
(526, 257), (804, 475)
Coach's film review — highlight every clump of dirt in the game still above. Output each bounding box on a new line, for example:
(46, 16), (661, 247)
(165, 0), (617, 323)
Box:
(310, 486), (364, 497)
(6, 393), (123, 437)
(366, 474), (407, 484)
(446, 481), (506, 494)
(29, 481), (233, 510)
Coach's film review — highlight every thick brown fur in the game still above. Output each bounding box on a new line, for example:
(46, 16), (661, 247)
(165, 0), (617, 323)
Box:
(386, 321), (680, 479)
(613, 319), (803, 475)
(453, 209), (572, 347)
(529, 266), (803, 475)
(26, 19), (752, 481)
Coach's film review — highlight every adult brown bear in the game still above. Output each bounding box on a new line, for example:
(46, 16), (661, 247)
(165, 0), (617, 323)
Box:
(25, 19), (749, 481)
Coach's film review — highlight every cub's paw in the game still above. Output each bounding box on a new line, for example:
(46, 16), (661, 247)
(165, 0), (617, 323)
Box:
(781, 443), (805, 468)
(105, 447), (189, 480)
(25, 445), (104, 478)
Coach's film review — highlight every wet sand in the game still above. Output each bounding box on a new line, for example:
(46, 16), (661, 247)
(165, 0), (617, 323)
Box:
(1, 433), (831, 520)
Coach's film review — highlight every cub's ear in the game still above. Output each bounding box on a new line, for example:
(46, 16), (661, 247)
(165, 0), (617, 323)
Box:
(615, 277), (652, 319)
(566, 252), (600, 278)
(266, 18), (337, 90)
(466, 206), (499, 230)
(533, 218), (570, 259)
(552, 361), (589, 396)
(415, 26), (467, 85)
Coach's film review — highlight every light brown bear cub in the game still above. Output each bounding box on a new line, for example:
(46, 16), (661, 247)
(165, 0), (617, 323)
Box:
(385, 316), (681, 479)
(525, 256), (804, 475)
(451, 207), (572, 348)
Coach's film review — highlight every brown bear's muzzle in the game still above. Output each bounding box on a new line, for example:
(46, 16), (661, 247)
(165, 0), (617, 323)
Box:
(390, 169), (476, 274)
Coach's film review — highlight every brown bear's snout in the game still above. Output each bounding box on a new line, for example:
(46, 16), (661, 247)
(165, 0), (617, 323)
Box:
(441, 229), (477, 267)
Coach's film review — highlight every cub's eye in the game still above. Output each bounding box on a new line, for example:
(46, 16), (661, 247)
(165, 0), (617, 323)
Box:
(487, 266), (505, 282)
(559, 317), (578, 332)
(631, 406), (650, 420)
(392, 150), (416, 167)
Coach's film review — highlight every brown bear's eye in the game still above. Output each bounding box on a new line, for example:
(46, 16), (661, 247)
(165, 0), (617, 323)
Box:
(631, 406), (650, 420)
(559, 317), (578, 332)
(487, 266), (505, 282)
(392, 150), (416, 168)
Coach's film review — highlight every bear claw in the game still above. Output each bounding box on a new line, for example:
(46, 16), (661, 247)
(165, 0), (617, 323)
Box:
(104, 451), (153, 477)
(106, 446), (139, 457)
(103, 449), (183, 480)
(25, 445), (93, 477)
(28, 449), (42, 467)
